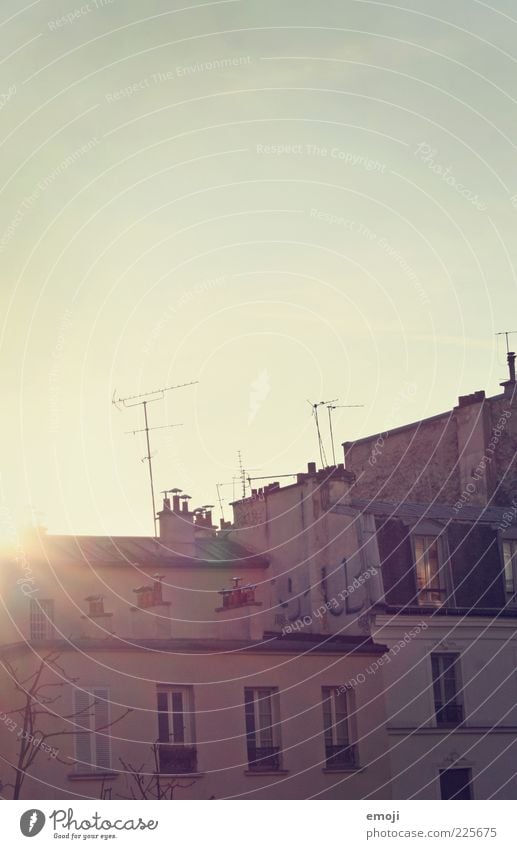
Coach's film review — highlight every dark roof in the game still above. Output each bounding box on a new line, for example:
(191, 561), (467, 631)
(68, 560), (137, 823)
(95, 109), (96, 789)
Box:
(332, 499), (508, 524)
(37, 533), (269, 569)
(2, 633), (387, 657)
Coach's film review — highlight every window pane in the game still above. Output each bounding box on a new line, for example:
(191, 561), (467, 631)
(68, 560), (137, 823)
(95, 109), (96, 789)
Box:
(157, 692), (169, 742)
(244, 688), (256, 743)
(171, 691), (185, 743)
(503, 542), (515, 596)
(440, 768), (472, 800)
(334, 690), (349, 745)
(322, 688), (333, 745)
(257, 690), (273, 746)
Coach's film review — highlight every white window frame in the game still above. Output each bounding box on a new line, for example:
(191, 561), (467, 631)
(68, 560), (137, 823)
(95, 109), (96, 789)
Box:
(156, 686), (195, 745)
(431, 653), (463, 725)
(29, 599), (55, 640)
(244, 687), (280, 748)
(322, 686), (350, 746)
(73, 687), (111, 773)
(503, 540), (517, 604)
(412, 533), (450, 606)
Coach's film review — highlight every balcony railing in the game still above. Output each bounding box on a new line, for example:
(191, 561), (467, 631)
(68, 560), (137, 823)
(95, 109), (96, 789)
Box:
(435, 703), (464, 726)
(247, 745), (281, 771)
(157, 744), (197, 774)
(325, 743), (358, 769)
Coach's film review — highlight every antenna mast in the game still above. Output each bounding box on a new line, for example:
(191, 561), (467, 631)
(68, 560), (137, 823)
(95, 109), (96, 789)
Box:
(326, 403), (365, 466)
(113, 380), (198, 536)
(496, 331), (517, 384)
(308, 399), (337, 468)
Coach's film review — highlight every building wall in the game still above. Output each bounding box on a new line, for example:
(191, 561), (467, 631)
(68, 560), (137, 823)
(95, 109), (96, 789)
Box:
(0, 644), (392, 800)
(229, 473), (377, 637)
(344, 390), (517, 509)
(372, 615), (517, 799)
(345, 412), (460, 504)
(2, 540), (270, 645)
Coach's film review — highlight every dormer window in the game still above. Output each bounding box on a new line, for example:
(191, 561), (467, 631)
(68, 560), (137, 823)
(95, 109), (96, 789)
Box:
(414, 535), (447, 606)
(85, 596), (105, 617)
(503, 541), (517, 604)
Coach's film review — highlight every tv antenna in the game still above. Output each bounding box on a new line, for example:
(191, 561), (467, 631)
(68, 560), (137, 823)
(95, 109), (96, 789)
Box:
(307, 399), (337, 468)
(112, 380), (198, 536)
(326, 403), (365, 466)
(496, 330), (517, 354)
(236, 450), (261, 499)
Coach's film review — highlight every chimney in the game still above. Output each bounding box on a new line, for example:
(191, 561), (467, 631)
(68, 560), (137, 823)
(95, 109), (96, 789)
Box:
(307, 461), (317, 475)
(158, 489), (195, 557)
(500, 352), (516, 398)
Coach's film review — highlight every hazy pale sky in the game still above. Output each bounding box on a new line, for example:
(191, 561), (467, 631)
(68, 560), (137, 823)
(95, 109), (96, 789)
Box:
(1, 0), (516, 535)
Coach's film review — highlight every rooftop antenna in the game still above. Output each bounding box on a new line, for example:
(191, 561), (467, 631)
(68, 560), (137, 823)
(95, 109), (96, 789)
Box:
(307, 399), (337, 468)
(112, 380), (198, 536)
(236, 451), (262, 499)
(237, 450), (246, 499)
(216, 483), (227, 521)
(496, 331), (517, 384)
(326, 403), (365, 466)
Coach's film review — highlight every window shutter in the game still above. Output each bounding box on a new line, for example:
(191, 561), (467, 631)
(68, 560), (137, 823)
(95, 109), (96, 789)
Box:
(73, 689), (93, 769)
(171, 691), (185, 743)
(376, 518), (416, 606)
(448, 523), (504, 608)
(92, 688), (111, 770)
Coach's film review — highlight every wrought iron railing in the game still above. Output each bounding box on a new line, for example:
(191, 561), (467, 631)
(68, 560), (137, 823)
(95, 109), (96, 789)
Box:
(157, 744), (198, 773)
(247, 745), (281, 771)
(435, 703), (464, 726)
(325, 743), (358, 769)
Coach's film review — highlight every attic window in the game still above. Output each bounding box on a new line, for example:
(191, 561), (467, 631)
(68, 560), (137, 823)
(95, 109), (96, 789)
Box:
(85, 596), (105, 617)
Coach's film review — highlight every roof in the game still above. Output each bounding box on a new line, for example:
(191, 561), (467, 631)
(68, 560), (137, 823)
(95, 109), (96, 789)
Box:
(1, 633), (387, 657)
(34, 533), (269, 569)
(332, 499), (508, 524)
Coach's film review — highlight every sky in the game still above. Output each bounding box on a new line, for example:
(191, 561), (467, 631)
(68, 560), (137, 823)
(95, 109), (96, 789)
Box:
(1, 0), (517, 536)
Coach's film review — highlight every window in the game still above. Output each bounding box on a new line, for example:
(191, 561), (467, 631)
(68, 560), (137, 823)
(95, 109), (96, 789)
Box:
(503, 541), (517, 603)
(85, 596), (105, 617)
(322, 687), (357, 769)
(414, 535), (446, 605)
(439, 767), (473, 799)
(30, 599), (55, 640)
(73, 688), (111, 773)
(244, 687), (281, 771)
(431, 654), (464, 726)
(156, 687), (197, 773)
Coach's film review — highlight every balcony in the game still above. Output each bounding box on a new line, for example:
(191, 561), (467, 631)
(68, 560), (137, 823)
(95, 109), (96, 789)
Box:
(325, 743), (358, 770)
(157, 744), (197, 774)
(435, 703), (464, 726)
(247, 745), (281, 771)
